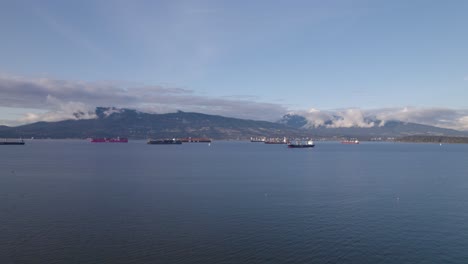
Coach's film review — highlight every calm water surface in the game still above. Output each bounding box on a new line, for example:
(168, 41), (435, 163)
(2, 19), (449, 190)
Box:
(1, 140), (468, 263)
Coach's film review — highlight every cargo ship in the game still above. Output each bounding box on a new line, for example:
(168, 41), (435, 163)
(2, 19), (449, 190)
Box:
(147, 138), (182, 145)
(341, 139), (359, 144)
(90, 137), (128, 143)
(250, 137), (266, 142)
(0, 138), (25, 145)
(287, 139), (315, 148)
(265, 137), (288, 144)
(179, 137), (211, 143)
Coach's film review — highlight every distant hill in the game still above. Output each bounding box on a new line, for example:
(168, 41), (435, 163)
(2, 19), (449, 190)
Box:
(306, 121), (467, 139)
(0, 107), (467, 139)
(398, 135), (468, 144)
(0, 107), (301, 139)
(279, 114), (468, 139)
(279, 114), (308, 128)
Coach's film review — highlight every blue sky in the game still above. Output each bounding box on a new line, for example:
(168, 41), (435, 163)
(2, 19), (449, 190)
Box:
(1, 0), (468, 128)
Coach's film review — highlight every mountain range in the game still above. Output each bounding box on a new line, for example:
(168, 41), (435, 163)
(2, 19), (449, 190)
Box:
(279, 114), (468, 138)
(0, 107), (466, 139)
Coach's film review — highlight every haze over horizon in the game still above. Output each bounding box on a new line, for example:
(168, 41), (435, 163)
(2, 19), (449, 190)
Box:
(1, 1), (467, 130)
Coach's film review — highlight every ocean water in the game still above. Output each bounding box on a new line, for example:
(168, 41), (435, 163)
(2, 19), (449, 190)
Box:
(1, 140), (468, 264)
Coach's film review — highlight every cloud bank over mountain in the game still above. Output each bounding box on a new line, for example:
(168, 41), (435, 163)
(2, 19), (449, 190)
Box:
(1, 74), (468, 131)
(0, 74), (287, 123)
(291, 108), (468, 131)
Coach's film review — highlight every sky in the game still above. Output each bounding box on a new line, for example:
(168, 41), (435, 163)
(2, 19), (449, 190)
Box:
(1, 0), (468, 129)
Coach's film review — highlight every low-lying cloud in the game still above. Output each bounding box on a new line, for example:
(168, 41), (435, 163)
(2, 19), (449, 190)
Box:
(1, 74), (468, 131)
(292, 107), (468, 131)
(296, 108), (375, 128)
(0, 74), (287, 124)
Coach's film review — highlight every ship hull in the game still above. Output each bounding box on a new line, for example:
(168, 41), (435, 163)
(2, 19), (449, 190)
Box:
(147, 140), (182, 145)
(179, 138), (211, 143)
(288, 144), (315, 148)
(0, 142), (25, 145)
(91, 138), (128, 143)
(107, 138), (128, 143)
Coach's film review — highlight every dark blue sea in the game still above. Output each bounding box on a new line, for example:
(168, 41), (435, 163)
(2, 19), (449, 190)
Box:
(1, 140), (468, 263)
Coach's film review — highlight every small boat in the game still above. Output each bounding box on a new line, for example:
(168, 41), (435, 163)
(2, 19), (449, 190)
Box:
(91, 137), (128, 143)
(0, 138), (25, 145)
(147, 138), (182, 145)
(287, 139), (315, 148)
(341, 139), (359, 144)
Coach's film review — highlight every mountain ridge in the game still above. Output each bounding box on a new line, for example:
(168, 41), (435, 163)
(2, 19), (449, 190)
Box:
(0, 107), (466, 139)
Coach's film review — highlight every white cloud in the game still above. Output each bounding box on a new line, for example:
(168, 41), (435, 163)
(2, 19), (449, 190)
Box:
(370, 107), (468, 130)
(458, 116), (468, 130)
(292, 108), (374, 128)
(290, 107), (468, 131)
(19, 97), (96, 123)
(0, 74), (287, 125)
(1, 74), (468, 131)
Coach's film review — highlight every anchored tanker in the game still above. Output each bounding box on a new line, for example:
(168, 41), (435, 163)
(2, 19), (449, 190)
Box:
(287, 139), (315, 148)
(179, 137), (211, 143)
(147, 138), (182, 145)
(341, 139), (359, 144)
(0, 138), (25, 145)
(90, 137), (128, 143)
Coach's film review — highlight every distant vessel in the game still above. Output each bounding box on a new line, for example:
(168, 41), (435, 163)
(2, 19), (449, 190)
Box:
(265, 137), (289, 144)
(341, 139), (359, 144)
(107, 137), (128, 143)
(288, 139), (315, 148)
(147, 139), (182, 145)
(0, 138), (25, 145)
(179, 137), (211, 143)
(250, 137), (266, 142)
(90, 138), (106, 143)
(91, 137), (128, 143)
